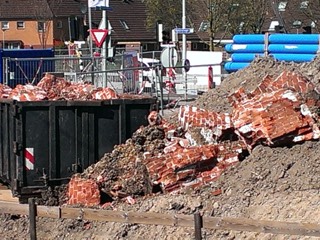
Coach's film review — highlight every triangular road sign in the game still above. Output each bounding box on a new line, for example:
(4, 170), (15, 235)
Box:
(90, 29), (109, 48)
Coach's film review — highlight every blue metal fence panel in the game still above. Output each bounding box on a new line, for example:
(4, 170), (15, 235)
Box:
(1, 49), (55, 87)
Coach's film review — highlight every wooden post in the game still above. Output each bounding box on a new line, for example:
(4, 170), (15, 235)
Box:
(194, 212), (203, 240)
(28, 198), (37, 240)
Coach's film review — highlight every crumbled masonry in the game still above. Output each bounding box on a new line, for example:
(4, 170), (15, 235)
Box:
(67, 70), (320, 207)
(0, 73), (149, 100)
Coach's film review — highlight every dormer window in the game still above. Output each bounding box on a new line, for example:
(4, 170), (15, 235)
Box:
(300, 1), (309, 9)
(292, 20), (302, 28)
(278, 1), (287, 11)
(120, 19), (130, 30)
(268, 21), (279, 31)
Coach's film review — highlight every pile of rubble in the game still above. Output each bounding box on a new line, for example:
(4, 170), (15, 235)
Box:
(0, 73), (147, 101)
(66, 64), (320, 207)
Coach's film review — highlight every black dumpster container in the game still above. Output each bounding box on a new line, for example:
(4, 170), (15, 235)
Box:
(0, 98), (156, 198)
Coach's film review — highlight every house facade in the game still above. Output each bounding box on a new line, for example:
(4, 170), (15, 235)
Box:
(0, 0), (89, 49)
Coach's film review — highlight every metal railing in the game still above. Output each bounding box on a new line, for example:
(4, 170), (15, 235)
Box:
(1, 54), (227, 107)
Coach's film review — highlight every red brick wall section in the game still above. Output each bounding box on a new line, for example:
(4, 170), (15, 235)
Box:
(178, 105), (233, 137)
(230, 71), (320, 148)
(67, 175), (100, 207)
(229, 71), (314, 106)
(144, 141), (246, 192)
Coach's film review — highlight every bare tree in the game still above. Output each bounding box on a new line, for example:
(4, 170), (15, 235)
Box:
(143, 0), (183, 31)
(234, 0), (268, 34)
(30, 0), (65, 48)
(191, 0), (268, 50)
(143, 0), (269, 51)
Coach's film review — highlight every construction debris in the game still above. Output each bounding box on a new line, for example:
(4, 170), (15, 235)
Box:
(0, 73), (149, 101)
(67, 69), (320, 207)
(230, 71), (320, 149)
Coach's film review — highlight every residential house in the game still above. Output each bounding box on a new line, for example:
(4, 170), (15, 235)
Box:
(261, 1), (318, 34)
(0, 0), (316, 52)
(0, 0), (211, 52)
(0, 0), (87, 49)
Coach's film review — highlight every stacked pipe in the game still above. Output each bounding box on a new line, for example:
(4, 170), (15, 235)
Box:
(224, 34), (320, 72)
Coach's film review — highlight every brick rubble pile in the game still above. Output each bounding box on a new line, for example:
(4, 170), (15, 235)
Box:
(0, 73), (148, 101)
(67, 69), (320, 207)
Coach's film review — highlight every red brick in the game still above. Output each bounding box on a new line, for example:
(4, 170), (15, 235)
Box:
(67, 176), (100, 206)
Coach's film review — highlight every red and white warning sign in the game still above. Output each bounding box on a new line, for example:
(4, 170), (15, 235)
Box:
(90, 29), (109, 48)
(25, 148), (35, 170)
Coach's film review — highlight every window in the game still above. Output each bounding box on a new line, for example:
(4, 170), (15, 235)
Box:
(142, 44), (148, 51)
(119, 19), (130, 30)
(38, 21), (45, 32)
(192, 42), (198, 50)
(17, 21), (25, 29)
(300, 1), (309, 9)
(198, 21), (209, 32)
(292, 20), (302, 28)
(57, 21), (62, 29)
(268, 21), (280, 31)
(1, 21), (9, 30)
(278, 1), (287, 11)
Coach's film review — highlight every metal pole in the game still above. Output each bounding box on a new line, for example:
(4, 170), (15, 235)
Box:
(182, 0), (187, 100)
(88, 2), (95, 85)
(159, 66), (164, 116)
(101, 0), (108, 88)
(88, 4), (93, 57)
(208, 0), (213, 51)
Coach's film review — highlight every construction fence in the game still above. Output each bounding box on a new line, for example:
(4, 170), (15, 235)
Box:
(1, 51), (226, 103)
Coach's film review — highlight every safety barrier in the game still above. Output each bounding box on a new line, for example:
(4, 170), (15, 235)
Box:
(2, 56), (140, 93)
